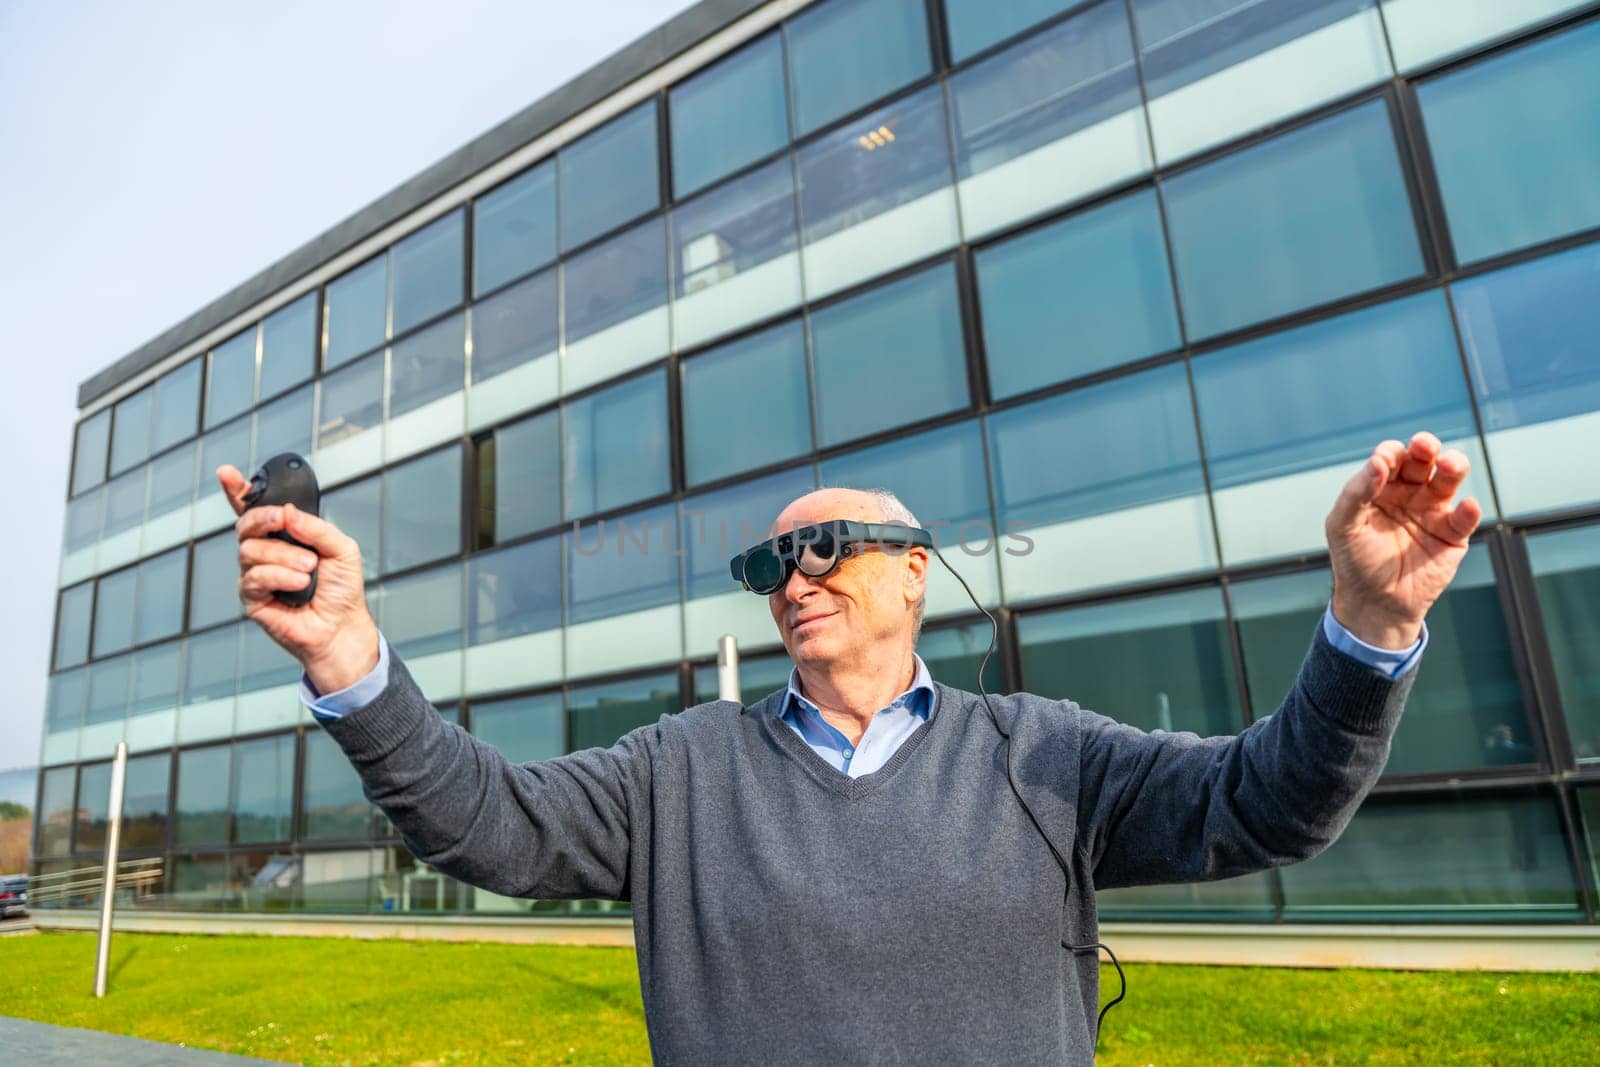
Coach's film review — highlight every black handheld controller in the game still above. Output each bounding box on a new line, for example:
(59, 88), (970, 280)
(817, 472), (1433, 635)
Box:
(242, 452), (322, 607)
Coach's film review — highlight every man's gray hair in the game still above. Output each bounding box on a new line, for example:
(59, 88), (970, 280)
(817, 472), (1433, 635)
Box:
(819, 486), (927, 643)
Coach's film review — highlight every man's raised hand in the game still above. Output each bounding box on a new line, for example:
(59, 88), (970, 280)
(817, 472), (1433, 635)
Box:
(1324, 432), (1483, 651)
(217, 464), (380, 694)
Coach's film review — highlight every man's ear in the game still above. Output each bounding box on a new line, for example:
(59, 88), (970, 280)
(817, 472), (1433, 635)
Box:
(904, 545), (929, 604)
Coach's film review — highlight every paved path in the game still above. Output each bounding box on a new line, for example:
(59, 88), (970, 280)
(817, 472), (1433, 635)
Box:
(0, 1016), (281, 1064)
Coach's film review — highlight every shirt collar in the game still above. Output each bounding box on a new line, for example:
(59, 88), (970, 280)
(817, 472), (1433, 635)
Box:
(783, 654), (936, 721)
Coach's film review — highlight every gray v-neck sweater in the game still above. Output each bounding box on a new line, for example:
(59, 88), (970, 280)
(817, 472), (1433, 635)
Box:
(321, 625), (1413, 1064)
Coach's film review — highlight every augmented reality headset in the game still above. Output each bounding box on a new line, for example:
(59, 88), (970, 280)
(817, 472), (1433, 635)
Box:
(728, 519), (934, 595)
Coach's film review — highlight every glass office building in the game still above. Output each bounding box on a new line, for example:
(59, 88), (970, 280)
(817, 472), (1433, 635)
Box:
(36, 0), (1600, 928)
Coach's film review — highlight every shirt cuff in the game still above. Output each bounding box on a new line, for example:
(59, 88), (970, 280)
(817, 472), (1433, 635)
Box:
(299, 634), (390, 722)
(1321, 604), (1426, 679)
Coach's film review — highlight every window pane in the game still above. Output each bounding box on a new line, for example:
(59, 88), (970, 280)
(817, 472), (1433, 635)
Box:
(176, 745), (232, 845)
(977, 190), (1178, 399)
(151, 360), (202, 453)
(919, 619), (1003, 693)
(389, 312), (465, 418)
(681, 322), (811, 486)
(988, 362), (1215, 599)
(471, 267), (558, 386)
(945, 0), (1078, 60)
(559, 100), (659, 252)
(72, 409), (111, 495)
(1194, 291), (1485, 563)
(568, 502), (679, 624)
(810, 262), (969, 448)
(316, 350), (384, 448)
(1527, 524), (1600, 762)
(1163, 98), (1422, 341)
(86, 655), (130, 727)
(136, 548), (187, 646)
(950, 1), (1147, 239)
(233, 734), (294, 844)
(682, 466), (817, 602)
(786, 0), (931, 136)
(1580, 786), (1600, 890)
(670, 32), (789, 197)
(379, 563), (463, 659)
(492, 410), (562, 541)
(1380, 0), (1591, 71)
(693, 651), (794, 706)
(820, 420), (991, 538)
(251, 382), (314, 468)
(322, 474), (381, 582)
(563, 371), (670, 519)
(130, 640), (182, 718)
(183, 624), (239, 706)
(189, 529), (242, 631)
(260, 292), (317, 400)
(1279, 794), (1583, 917)
(239, 622), (299, 694)
(796, 84), (958, 299)
(1018, 587), (1244, 737)
(392, 209), (464, 336)
(195, 418), (250, 500)
(468, 535), (563, 645)
(120, 752), (170, 851)
(94, 567), (138, 657)
(102, 467), (147, 540)
(1453, 241), (1600, 518)
(302, 730), (370, 841)
(562, 218), (669, 394)
(1132, 0), (1390, 165)
(55, 583), (94, 670)
(472, 694), (564, 763)
(38, 766), (76, 857)
(64, 489), (103, 554)
(1418, 20), (1600, 264)
(323, 255), (388, 370)
(381, 446), (460, 573)
(474, 162), (557, 297)
(110, 386), (154, 474)
(206, 329), (257, 429)
(1231, 549), (1531, 775)
(567, 671), (679, 751)
(147, 443), (196, 522)
(670, 157), (802, 351)
(76, 762), (112, 852)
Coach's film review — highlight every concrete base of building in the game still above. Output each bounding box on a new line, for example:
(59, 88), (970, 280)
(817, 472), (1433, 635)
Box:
(30, 910), (1599, 971)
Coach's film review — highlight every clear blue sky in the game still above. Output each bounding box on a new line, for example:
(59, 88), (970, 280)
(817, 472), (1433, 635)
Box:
(0, 0), (694, 771)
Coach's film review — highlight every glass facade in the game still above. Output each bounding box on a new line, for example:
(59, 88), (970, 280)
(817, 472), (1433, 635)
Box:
(42, 0), (1600, 926)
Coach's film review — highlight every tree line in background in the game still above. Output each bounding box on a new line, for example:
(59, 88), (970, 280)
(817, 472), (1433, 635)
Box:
(0, 801), (31, 873)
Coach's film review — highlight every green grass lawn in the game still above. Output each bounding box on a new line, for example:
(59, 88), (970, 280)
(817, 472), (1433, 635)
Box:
(3, 931), (1596, 1064)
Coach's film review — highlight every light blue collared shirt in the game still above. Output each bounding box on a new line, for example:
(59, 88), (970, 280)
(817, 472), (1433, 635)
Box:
(301, 605), (1425, 729)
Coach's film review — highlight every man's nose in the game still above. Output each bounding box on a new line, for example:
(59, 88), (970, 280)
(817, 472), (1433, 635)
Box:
(781, 563), (819, 604)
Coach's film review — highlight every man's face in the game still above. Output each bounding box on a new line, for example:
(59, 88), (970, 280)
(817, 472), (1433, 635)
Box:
(766, 490), (925, 670)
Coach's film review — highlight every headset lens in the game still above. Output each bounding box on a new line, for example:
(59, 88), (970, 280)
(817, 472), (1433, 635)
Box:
(795, 526), (839, 577)
(743, 546), (786, 594)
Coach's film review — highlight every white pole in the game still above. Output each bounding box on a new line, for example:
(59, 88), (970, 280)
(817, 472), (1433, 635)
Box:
(93, 741), (128, 998)
(717, 634), (741, 703)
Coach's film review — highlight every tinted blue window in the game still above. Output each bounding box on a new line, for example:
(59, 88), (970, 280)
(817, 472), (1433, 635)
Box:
(251, 383), (314, 469)
(260, 293), (317, 400)
(196, 417), (250, 501)
(238, 622), (299, 694)
(102, 467), (146, 540)
(93, 568), (137, 657)
(379, 563), (463, 659)
(388, 312), (466, 418)
(189, 529), (242, 631)
(978, 190), (1179, 399)
(468, 535), (563, 645)
(568, 502), (680, 624)
(1163, 99), (1422, 340)
(670, 32), (790, 197)
(87, 656), (131, 726)
(472, 268), (559, 385)
(147, 443), (195, 521)
(1419, 21), (1600, 264)
(72, 409), (111, 495)
(819, 420), (992, 538)
(681, 466), (816, 601)
(809, 262), (969, 448)
(391, 209), (464, 336)
(64, 489), (103, 553)
(321, 474), (381, 582)
(151, 360), (202, 453)
(130, 640), (181, 718)
(786, 0), (932, 136)
(563, 371), (671, 520)
(473, 161), (556, 297)
(472, 694), (565, 764)
(47, 671), (87, 734)
(988, 362), (1203, 526)
(54, 583), (94, 670)
(1527, 524), (1600, 763)
(560, 101), (659, 252)
(206, 329), (257, 429)
(316, 350), (384, 448)
(563, 218), (668, 346)
(110, 386), (153, 475)
(944, 0), (1077, 60)
(1195, 292), (1477, 489)
(493, 410), (562, 541)
(681, 322), (812, 487)
(567, 671), (679, 751)
(184, 624), (239, 705)
(382, 446), (461, 574)
(323, 256), (388, 369)
(135, 548), (187, 646)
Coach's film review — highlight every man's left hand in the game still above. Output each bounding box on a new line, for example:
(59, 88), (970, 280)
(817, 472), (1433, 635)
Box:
(1325, 431), (1483, 650)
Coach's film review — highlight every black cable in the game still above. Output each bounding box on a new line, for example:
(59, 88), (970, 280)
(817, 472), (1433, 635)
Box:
(928, 543), (1127, 1048)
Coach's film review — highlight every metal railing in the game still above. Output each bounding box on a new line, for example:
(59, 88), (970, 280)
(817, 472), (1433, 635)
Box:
(28, 857), (165, 908)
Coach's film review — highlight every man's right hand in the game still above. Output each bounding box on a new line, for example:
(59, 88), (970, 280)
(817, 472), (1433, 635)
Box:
(216, 464), (381, 695)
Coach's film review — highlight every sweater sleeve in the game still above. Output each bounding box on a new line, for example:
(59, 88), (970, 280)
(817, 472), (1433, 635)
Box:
(318, 648), (651, 901)
(1075, 621), (1415, 890)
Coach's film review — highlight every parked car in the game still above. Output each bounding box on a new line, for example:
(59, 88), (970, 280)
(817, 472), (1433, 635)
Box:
(0, 874), (28, 918)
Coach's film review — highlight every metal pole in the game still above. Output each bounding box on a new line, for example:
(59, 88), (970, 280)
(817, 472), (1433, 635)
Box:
(717, 634), (741, 703)
(93, 741), (128, 998)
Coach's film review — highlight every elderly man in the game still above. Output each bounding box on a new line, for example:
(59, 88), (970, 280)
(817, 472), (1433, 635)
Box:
(219, 431), (1479, 1065)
